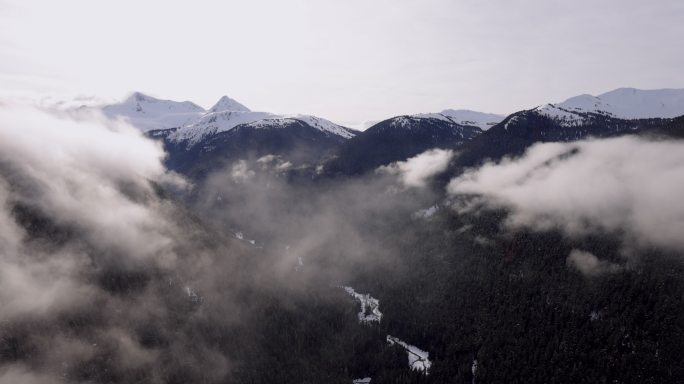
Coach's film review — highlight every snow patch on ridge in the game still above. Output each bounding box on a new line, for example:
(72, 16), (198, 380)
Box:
(534, 88), (684, 125)
(288, 114), (356, 139)
(169, 113), (354, 146)
(168, 110), (275, 144)
(102, 92), (205, 132)
(415, 110), (504, 130)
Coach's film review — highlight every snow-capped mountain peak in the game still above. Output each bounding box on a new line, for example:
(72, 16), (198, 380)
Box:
(208, 95), (251, 113)
(437, 109), (504, 130)
(534, 88), (684, 125)
(121, 92), (204, 112)
(102, 92), (205, 132)
(101, 92), (355, 143)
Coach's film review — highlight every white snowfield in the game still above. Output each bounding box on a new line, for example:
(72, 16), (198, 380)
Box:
(386, 114), (488, 137)
(534, 88), (684, 126)
(100, 92), (355, 146)
(286, 114), (356, 139)
(169, 110), (275, 144)
(415, 109), (504, 131)
(343, 286), (383, 323)
(386, 335), (432, 373)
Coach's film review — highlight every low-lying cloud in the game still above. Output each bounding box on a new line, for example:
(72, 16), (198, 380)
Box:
(0, 103), (451, 382)
(0, 104), (230, 382)
(0, 105), (183, 319)
(566, 249), (620, 276)
(378, 148), (454, 188)
(448, 136), (684, 252)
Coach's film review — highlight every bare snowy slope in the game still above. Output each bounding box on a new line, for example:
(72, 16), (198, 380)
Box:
(415, 109), (504, 130)
(169, 110), (276, 144)
(102, 92), (205, 132)
(534, 88), (684, 125)
(208, 95), (250, 113)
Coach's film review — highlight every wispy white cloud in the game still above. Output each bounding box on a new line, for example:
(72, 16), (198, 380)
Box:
(566, 249), (620, 276)
(379, 149), (453, 188)
(448, 137), (684, 252)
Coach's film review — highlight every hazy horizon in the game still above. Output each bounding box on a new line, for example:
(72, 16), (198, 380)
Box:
(1, 0), (683, 126)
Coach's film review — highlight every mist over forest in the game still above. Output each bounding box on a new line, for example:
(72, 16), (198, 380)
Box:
(2, 1), (684, 382)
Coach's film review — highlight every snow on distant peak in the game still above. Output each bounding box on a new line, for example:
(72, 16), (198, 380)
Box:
(102, 92), (205, 132)
(563, 88), (684, 119)
(390, 116), (411, 128)
(531, 104), (590, 127)
(534, 88), (684, 125)
(168, 113), (355, 146)
(438, 109), (504, 130)
(287, 114), (356, 139)
(123, 92), (204, 112)
(101, 92), (354, 142)
(241, 117), (295, 129)
(413, 109), (504, 131)
(208, 95), (250, 113)
(169, 110), (275, 144)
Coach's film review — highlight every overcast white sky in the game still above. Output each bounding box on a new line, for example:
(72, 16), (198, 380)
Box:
(1, 0), (683, 126)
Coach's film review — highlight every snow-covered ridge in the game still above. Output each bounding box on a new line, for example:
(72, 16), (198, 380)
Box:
(102, 92), (205, 132)
(385, 110), (503, 131)
(169, 110), (275, 144)
(100, 92), (355, 144)
(287, 115), (356, 139)
(387, 115), (472, 131)
(389, 116), (424, 129)
(169, 114), (355, 146)
(534, 88), (684, 126)
(415, 109), (504, 131)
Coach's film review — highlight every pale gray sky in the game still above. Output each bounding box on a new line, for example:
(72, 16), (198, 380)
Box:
(1, 0), (683, 126)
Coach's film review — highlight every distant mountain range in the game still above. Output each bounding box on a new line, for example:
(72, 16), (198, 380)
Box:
(97, 88), (684, 179)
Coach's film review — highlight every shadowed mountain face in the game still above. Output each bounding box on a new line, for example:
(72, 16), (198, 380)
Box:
(159, 119), (353, 180)
(151, 115), (483, 181)
(322, 116), (483, 177)
(451, 110), (684, 170)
